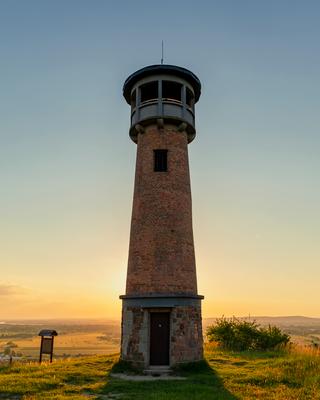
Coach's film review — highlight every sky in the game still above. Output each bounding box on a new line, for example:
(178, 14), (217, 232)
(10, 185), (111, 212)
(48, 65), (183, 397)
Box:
(0, 0), (319, 320)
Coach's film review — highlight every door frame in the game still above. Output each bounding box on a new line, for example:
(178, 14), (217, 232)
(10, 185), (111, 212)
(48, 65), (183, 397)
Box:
(148, 308), (171, 366)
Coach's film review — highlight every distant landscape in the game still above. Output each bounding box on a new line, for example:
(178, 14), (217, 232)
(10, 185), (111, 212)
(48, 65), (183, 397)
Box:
(0, 319), (120, 360)
(1, 316), (319, 361)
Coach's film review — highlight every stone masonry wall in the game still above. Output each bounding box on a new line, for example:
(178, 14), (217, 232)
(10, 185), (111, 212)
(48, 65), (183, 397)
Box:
(121, 305), (148, 366)
(121, 303), (203, 367)
(170, 305), (203, 364)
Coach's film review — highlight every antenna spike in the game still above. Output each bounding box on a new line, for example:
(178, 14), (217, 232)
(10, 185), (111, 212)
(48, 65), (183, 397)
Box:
(161, 40), (164, 64)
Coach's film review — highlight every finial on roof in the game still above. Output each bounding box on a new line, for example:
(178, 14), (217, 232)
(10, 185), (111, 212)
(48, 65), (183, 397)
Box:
(161, 40), (164, 64)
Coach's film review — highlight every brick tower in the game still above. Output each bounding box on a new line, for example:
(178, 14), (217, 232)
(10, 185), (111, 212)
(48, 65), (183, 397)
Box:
(120, 64), (203, 368)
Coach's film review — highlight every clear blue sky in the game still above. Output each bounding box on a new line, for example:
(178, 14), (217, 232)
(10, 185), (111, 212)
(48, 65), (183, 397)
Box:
(0, 0), (319, 319)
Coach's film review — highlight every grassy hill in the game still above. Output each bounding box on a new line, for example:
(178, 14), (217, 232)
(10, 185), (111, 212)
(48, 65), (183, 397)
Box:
(0, 345), (319, 399)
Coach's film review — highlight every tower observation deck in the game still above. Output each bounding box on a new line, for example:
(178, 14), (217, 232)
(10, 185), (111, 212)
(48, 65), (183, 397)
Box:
(123, 64), (201, 143)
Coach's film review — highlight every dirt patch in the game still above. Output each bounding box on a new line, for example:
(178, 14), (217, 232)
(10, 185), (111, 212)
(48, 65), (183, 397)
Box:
(232, 361), (248, 366)
(209, 358), (230, 364)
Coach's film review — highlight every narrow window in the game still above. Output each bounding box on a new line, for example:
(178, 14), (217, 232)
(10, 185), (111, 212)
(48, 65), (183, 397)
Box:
(154, 149), (168, 172)
(186, 87), (194, 107)
(140, 81), (158, 103)
(162, 81), (182, 102)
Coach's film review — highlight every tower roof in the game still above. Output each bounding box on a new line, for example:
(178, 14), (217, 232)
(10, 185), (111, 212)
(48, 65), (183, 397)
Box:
(123, 64), (201, 104)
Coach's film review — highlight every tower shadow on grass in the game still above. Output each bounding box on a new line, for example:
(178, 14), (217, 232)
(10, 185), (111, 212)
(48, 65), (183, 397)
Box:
(98, 359), (239, 400)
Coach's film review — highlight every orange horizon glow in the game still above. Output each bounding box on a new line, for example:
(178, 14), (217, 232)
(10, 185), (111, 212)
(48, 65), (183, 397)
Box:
(1, 2), (319, 323)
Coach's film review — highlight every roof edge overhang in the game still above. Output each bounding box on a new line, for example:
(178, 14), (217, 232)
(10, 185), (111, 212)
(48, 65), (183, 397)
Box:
(123, 64), (201, 104)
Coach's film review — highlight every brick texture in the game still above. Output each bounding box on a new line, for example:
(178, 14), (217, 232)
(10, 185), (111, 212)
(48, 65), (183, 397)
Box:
(126, 124), (198, 295)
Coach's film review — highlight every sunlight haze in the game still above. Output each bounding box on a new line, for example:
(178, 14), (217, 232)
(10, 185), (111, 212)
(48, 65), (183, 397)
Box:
(0, 0), (319, 320)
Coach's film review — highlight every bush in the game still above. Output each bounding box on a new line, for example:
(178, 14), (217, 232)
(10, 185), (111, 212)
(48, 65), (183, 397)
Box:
(206, 317), (290, 351)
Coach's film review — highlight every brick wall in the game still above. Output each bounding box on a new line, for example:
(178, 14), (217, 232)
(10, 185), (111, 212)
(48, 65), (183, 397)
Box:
(126, 124), (198, 295)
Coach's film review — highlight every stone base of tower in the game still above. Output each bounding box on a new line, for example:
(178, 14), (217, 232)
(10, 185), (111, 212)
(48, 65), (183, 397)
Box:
(120, 295), (203, 368)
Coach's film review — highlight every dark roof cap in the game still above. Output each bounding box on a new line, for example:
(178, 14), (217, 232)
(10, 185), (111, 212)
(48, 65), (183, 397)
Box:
(38, 329), (58, 337)
(123, 64), (201, 104)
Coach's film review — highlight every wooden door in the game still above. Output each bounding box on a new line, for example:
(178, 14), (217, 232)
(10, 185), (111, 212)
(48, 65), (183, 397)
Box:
(150, 312), (170, 365)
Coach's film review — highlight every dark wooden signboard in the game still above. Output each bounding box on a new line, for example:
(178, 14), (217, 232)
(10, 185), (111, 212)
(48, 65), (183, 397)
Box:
(38, 330), (57, 363)
(39, 337), (54, 363)
(41, 338), (53, 354)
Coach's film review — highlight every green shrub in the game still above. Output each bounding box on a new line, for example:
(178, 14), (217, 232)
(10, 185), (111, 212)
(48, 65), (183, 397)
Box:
(206, 317), (290, 351)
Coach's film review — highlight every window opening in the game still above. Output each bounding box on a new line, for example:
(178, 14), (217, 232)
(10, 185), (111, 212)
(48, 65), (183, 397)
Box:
(162, 81), (182, 102)
(140, 81), (158, 103)
(186, 87), (194, 107)
(154, 149), (168, 172)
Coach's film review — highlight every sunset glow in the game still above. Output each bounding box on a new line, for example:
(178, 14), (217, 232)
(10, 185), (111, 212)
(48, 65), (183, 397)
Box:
(1, 1), (319, 320)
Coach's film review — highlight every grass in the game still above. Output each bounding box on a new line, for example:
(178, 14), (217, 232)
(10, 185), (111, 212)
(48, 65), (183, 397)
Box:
(0, 346), (319, 399)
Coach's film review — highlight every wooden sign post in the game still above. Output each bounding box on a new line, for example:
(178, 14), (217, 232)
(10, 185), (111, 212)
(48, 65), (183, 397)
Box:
(38, 330), (58, 363)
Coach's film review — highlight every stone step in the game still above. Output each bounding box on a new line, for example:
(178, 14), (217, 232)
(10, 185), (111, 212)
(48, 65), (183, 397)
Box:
(143, 366), (172, 376)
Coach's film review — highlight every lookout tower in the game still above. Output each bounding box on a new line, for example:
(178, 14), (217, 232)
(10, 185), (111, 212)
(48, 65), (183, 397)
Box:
(120, 64), (203, 368)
